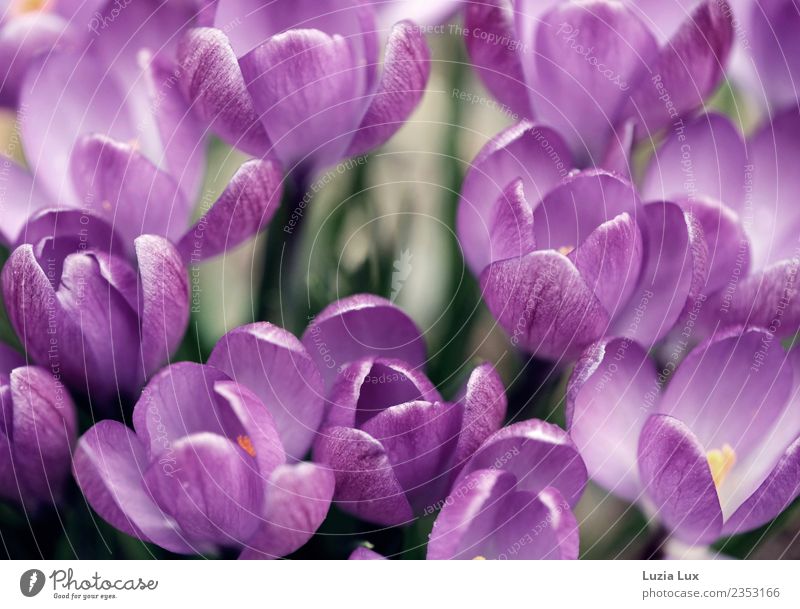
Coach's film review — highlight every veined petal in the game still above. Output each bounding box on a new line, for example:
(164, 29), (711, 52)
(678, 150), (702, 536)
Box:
(638, 414), (723, 545)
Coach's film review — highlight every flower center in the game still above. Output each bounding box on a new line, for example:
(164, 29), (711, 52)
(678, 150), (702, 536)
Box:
(11, 0), (51, 15)
(707, 443), (736, 489)
(557, 245), (574, 256)
(473, 556), (486, 560)
(236, 434), (256, 457)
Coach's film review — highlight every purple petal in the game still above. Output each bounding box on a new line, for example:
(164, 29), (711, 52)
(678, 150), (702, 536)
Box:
(72, 420), (194, 553)
(660, 329), (793, 464)
(627, 0), (733, 138)
(642, 113), (747, 213)
(530, 171), (642, 253)
(208, 322), (325, 460)
(460, 419), (588, 508)
(712, 259), (800, 339)
(140, 51), (207, 205)
(567, 337), (657, 501)
(5, 366), (76, 505)
(450, 363), (508, 476)
(143, 432), (264, 547)
(212, 380), (287, 479)
(748, 108), (800, 267)
(638, 414), (723, 544)
(534, 1), (658, 164)
(135, 235), (190, 382)
(360, 400), (462, 513)
(486, 179), (536, 265)
(177, 27), (272, 156)
(15, 209), (123, 258)
(428, 469), (579, 560)
(239, 28), (366, 168)
(301, 294), (426, 390)
(20, 50), (136, 203)
(214, 0), (378, 66)
(177, 159), (283, 263)
(70, 135), (189, 253)
(346, 20), (430, 157)
(479, 250), (610, 360)
(611, 201), (708, 346)
(723, 435), (800, 535)
(676, 196), (751, 295)
(312, 425), (414, 526)
(749, 0), (800, 110)
(325, 357), (441, 430)
(457, 122), (573, 274)
(0, 12), (76, 107)
(567, 212), (643, 317)
(463, 0), (531, 120)
(240, 462), (334, 559)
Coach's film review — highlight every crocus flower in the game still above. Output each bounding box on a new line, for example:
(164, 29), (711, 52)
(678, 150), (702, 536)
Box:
(464, 0), (734, 165)
(727, 0), (800, 113)
(1, 211), (189, 403)
(640, 109), (800, 340)
(1, 342), (77, 508)
(427, 420), (587, 560)
(178, 0), (431, 172)
(303, 295), (506, 526)
(5, 0), (207, 204)
(313, 355), (507, 526)
(72, 362), (334, 558)
(2, 1), (283, 262)
(2, 149), (283, 263)
(567, 328), (800, 545)
(459, 121), (708, 360)
(346, 420), (588, 559)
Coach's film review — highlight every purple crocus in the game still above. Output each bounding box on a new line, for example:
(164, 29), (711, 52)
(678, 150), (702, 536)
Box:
(346, 420), (587, 559)
(72, 362), (334, 558)
(313, 355), (507, 526)
(464, 0), (734, 165)
(641, 109), (800, 340)
(0, 1), (212, 107)
(1, 212), (189, 403)
(459, 121), (708, 360)
(1, 342), (76, 508)
(178, 0), (431, 172)
(568, 328), (800, 545)
(427, 420), (587, 560)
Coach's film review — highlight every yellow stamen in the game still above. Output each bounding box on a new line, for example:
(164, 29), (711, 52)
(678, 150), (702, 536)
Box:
(11, 0), (51, 15)
(557, 245), (574, 256)
(473, 556), (486, 560)
(101, 200), (113, 212)
(127, 137), (141, 152)
(237, 435), (256, 457)
(707, 443), (736, 489)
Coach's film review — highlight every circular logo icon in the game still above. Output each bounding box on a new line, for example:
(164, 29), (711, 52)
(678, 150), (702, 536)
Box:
(20, 569), (46, 597)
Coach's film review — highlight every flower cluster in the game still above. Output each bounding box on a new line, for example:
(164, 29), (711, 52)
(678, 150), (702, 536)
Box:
(1, 0), (799, 562)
